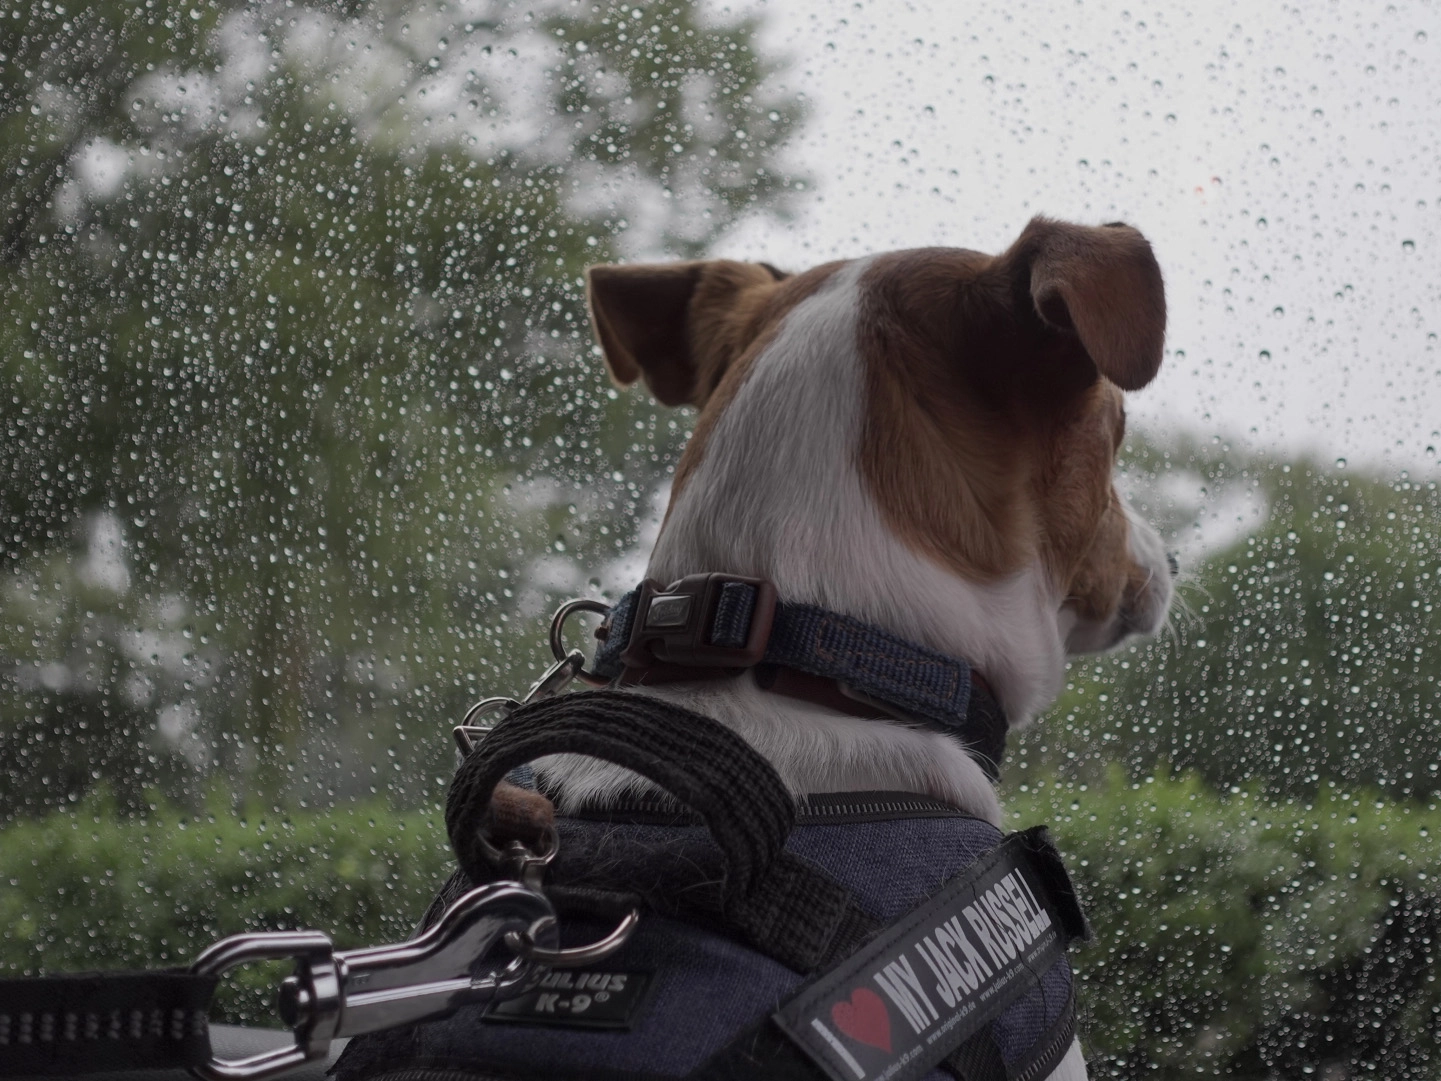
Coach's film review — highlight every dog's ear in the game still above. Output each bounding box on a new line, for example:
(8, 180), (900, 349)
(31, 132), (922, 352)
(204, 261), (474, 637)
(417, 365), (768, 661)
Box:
(586, 262), (705, 407)
(1023, 217), (1166, 391)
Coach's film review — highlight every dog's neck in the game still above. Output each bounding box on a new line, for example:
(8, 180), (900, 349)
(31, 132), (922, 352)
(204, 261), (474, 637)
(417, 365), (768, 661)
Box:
(547, 264), (1070, 826)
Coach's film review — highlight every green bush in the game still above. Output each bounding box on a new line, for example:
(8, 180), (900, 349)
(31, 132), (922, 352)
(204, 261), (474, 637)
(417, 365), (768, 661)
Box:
(3, 774), (1438, 1076)
(1010, 770), (1441, 1079)
(0, 792), (454, 1024)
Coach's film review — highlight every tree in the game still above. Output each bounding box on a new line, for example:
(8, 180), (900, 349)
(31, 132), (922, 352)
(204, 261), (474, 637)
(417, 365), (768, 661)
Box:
(0, 0), (802, 816)
(1019, 437), (1441, 801)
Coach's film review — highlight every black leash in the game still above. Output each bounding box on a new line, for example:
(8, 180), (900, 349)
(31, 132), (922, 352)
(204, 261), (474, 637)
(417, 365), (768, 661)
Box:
(0, 882), (562, 1080)
(0, 971), (215, 1078)
(447, 690), (876, 974)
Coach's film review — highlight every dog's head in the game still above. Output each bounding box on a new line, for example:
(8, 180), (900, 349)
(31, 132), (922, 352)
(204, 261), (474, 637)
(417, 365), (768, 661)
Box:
(586, 216), (1173, 724)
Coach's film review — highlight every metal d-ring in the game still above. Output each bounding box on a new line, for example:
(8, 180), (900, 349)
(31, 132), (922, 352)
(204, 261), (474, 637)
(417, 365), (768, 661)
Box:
(503, 908), (641, 969)
(548, 597), (612, 688)
(453, 696), (522, 755)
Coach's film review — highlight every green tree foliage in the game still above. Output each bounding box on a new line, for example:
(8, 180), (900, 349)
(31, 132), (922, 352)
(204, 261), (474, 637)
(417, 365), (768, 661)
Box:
(0, 0), (801, 816)
(1021, 440), (1441, 801)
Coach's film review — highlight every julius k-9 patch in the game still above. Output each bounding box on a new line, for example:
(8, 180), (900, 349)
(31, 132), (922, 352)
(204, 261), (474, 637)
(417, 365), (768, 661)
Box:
(773, 835), (1068, 1081)
(484, 970), (653, 1031)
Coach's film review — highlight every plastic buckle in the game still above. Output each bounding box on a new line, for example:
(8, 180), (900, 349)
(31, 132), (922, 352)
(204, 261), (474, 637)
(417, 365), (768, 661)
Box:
(618, 573), (777, 671)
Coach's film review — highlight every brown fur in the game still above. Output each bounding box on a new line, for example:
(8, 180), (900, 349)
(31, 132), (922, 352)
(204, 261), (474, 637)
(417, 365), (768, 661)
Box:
(585, 216), (1165, 628)
(853, 220), (1163, 623)
(588, 259), (843, 503)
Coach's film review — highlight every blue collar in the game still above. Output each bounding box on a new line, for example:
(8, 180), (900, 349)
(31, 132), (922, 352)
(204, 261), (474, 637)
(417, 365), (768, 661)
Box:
(591, 574), (1008, 782)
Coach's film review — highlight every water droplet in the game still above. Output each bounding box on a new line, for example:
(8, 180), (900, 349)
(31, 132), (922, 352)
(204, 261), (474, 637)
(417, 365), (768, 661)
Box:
(1259, 349), (1272, 361)
(1416, 30), (1428, 43)
(1272, 306), (1284, 318)
(1256, 217), (1268, 230)
(1402, 239), (1416, 252)
(1335, 457), (1347, 470)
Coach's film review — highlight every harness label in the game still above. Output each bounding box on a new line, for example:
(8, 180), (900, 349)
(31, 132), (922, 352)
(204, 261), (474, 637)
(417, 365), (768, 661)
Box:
(773, 837), (1066, 1081)
(483, 969), (653, 1031)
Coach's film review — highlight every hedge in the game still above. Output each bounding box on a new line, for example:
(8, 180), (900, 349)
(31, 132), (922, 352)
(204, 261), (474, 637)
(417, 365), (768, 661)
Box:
(3, 774), (1438, 1077)
(1010, 771), (1441, 1078)
(0, 792), (454, 1024)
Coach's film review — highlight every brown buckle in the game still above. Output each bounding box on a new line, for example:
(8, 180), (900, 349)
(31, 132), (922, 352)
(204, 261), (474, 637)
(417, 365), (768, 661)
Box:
(619, 573), (777, 671)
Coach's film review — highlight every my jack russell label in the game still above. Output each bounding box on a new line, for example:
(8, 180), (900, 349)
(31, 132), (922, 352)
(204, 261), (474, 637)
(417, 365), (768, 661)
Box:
(773, 838), (1066, 1081)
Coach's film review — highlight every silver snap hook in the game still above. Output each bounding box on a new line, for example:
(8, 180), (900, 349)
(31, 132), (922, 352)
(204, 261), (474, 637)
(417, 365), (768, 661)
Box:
(548, 597), (612, 687)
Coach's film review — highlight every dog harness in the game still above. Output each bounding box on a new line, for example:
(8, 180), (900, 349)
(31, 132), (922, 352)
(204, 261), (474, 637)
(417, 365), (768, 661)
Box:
(333, 689), (1090, 1081)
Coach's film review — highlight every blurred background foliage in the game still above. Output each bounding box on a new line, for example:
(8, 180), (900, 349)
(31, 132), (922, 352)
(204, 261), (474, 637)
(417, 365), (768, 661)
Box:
(2, 0), (1440, 1077)
(1019, 439), (1441, 804)
(1, 0), (799, 816)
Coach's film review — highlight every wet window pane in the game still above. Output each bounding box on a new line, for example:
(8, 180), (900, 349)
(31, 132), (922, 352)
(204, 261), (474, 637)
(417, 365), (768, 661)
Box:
(3, 1), (1438, 1074)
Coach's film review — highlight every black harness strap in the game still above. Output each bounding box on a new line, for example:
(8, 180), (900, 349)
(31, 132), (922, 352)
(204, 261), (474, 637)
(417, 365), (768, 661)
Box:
(0, 970), (215, 1077)
(446, 691), (873, 973)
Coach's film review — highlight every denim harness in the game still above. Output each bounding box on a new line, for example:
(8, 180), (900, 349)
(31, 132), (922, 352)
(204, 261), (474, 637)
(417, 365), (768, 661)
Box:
(334, 691), (1089, 1081)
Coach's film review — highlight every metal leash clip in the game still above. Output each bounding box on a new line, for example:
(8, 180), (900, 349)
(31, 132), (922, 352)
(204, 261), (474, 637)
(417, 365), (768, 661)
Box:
(452, 597), (612, 754)
(473, 814), (641, 973)
(188, 882), (556, 1081)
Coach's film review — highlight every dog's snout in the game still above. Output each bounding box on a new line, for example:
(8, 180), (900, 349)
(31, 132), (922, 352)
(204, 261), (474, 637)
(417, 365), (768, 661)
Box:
(1166, 551), (1179, 579)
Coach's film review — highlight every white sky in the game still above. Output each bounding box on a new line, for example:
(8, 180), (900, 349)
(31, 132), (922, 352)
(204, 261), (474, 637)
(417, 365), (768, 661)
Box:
(716, 0), (1441, 473)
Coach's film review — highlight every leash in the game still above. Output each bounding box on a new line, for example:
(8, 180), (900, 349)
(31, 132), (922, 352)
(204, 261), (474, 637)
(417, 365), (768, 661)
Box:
(0, 882), (574, 1079)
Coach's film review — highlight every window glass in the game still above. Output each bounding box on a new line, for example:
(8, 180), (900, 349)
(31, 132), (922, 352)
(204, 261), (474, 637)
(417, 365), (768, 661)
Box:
(3, 0), (1438, 1073)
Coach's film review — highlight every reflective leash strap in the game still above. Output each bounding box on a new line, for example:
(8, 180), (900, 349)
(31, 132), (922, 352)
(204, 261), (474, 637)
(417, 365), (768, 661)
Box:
(0, 882), (563, 1081)
(0, 970), (216, 1078)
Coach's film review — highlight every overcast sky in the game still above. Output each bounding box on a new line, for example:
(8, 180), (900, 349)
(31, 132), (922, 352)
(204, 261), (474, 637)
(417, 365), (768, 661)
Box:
(715, 0), (1440, 474)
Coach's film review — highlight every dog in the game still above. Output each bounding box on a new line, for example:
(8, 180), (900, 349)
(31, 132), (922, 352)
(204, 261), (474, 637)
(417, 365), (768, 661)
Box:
(538, 216), (1173, 1080)
(336, 217), (1174, 1081)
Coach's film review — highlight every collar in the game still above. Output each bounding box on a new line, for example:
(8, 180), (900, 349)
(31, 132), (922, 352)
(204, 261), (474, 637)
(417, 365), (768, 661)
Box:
(591, 573), (1008, 782)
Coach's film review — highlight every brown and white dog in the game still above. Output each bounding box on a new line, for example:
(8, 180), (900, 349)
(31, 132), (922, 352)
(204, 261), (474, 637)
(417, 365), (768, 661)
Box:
(547, 216), (1173, 1080)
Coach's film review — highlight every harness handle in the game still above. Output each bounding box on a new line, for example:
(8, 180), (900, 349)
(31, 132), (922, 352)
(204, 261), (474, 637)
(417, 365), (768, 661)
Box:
(446, 691), (858, 972)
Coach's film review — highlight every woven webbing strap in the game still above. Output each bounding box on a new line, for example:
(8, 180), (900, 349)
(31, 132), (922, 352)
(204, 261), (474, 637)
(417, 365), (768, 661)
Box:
(596, 589), (975, 727)
(0, 970), (215, 1077)
(446, 692), (864, 973)
(591, 583), (1009, 783)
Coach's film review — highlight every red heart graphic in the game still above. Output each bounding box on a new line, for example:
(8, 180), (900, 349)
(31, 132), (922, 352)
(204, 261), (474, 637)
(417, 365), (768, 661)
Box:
(831, 987), (892, 1054)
